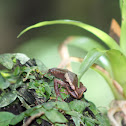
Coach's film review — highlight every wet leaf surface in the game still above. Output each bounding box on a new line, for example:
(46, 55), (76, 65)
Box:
(0, 53), (110, 125)
(0, 112), (15, 126)
(0, 92), (17, 108)
(45, 109), (68, 123)
(0, 53), (13, 69)
(0, 73), (10, 89)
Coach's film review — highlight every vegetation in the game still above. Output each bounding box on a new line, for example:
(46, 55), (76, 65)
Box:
(17, 0), (126, 101)
(0, 54), (109, 125)
(0, 0), (126, 125)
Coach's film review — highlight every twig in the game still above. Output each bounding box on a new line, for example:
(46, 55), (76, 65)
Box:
(22, 111), (44, 126)
(58, 36), (74, 70)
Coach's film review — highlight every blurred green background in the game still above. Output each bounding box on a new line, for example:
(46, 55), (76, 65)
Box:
(0, 0), (121, 110)
(0, 0), (120, 54)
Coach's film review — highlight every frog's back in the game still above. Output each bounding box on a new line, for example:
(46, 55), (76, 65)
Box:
(48, 68), (67, 81)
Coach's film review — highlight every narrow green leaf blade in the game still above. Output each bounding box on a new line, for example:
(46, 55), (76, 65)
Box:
(105, 49), (126, 96)
(67, 36), (112, 74)
(120, 0), (126, 49)
(120, 0), (126, 54)
(91, 66), (125, 99)
(17, 20), (120, 50)
(78, 48), (106, 81)
(120, 0), (123, 10)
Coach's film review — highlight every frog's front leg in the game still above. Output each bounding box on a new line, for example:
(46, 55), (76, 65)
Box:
(54, 78), (67, 101)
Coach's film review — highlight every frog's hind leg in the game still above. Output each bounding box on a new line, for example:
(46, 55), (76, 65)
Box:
(54, 78), (66, 101)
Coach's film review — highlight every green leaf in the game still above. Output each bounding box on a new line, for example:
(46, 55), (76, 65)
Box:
(66, 111), (82, 117)
(13, 66), (20, 76)
(0, 53), (13, 69)
(84, 117), (99, 125)
(17, 20), (120, 50)
(85, 121), (94, 126)
(0, 112), (15, 126)
(45, 109), (68, 123)
(66, 111), (83, 126)
(96, 114), (110, 126)
(10, 105), (44, 125)
(29, 107), (45, 116)
(79, 48), (126, 98)
(55, 124), (67, 126)
(35, 59), (48, 72)
(67, 36), (106, 52)
(43, 102), (56, 110)
(45, 84), (51, 99)
(120, 0), (126, 54)
(88, 101), (99, 115)
(78, 48), (106, 82)
(120, 0), (123, 10)
(0, 92), (17, 108)
(72, 116), (84, 126)
(69, 100), (90, 113)
(0, 53), (30, 69)
(56, 101), (71, 112)
(14, 53), (30, 65)
(67, 36), (112, 75)
(0, 73), (10, 89)
(10, 112), (25, 125)
(105, 49), (126, 96)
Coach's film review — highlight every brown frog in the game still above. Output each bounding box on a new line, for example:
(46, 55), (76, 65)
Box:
(48, 68), (87, 100)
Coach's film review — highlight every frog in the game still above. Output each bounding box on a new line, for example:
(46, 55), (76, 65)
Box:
(48, 68), (87, 100)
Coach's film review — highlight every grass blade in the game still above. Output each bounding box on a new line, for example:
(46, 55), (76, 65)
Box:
(78, 48), (106, 83)
(120, 0), (126, 54)
(17, 20), (120, 50)
(91, 66), (125, 99)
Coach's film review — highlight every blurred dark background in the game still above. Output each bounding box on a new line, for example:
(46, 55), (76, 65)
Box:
(0, 0), (120, 54)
